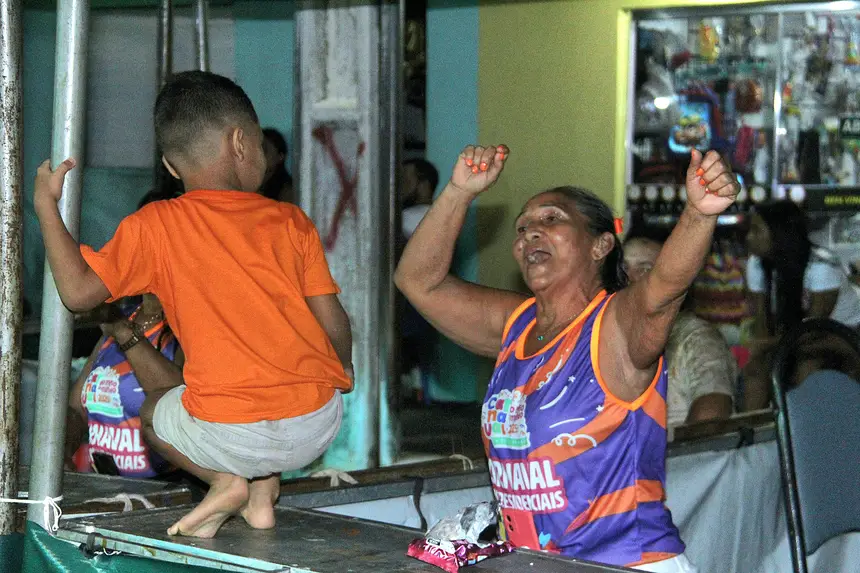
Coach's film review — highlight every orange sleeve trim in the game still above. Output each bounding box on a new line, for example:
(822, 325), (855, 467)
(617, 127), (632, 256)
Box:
(565, 479), (665, 533)
(521, 324), (583, 395)
(515, 290), (607, 360)
(501, 297), (536, 343)
(494, 340), (517, 368)
(640, 387), (668, 429)
(590, 295), (664, 411)
(625, 552), (679, 568)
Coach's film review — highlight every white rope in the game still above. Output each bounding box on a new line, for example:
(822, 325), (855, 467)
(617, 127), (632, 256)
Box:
(449, 454), (474, 471)
(0, 495), (63, 532)
(81, 493), (155, 512)
(309, 469), (358, 487)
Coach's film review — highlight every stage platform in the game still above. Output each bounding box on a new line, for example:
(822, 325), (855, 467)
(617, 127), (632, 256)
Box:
(57, 505), (634, 573)
(16, 467), (192, 526)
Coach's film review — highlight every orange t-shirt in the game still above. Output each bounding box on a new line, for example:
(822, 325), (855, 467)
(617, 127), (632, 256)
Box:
(81, 190), (351, 423)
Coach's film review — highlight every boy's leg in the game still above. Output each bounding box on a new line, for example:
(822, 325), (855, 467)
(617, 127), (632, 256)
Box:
(241, 474), (281, 530)
(140, 389), (249, 538)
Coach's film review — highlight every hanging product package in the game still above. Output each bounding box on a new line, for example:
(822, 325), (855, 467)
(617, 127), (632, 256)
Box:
(406, 502), (515, 572)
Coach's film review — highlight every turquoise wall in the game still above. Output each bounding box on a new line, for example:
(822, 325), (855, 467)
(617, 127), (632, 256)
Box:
(21, 6), (295, 317)
(234, 1), (295, 147)
(425, 0), (482, 402)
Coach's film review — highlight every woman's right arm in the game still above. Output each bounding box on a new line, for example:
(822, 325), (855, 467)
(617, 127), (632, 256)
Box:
(745, 256), (771, 339)
(394, 145), (527, 357)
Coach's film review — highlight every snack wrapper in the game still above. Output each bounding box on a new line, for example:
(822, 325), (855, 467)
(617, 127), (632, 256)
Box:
(407, 538), (515, 573)
(406, 502), (514, 572)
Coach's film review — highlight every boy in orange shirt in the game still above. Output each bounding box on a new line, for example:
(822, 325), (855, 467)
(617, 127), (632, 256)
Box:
(35, 71), (353, 538)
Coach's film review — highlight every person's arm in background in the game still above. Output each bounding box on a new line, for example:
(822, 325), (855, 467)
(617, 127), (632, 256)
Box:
(679, 321), (736, 424)
(744, 255), (772, 340)
(307, 294), (354, 385)
(688, 394), (733, 423)
(805, 260), (842, 319)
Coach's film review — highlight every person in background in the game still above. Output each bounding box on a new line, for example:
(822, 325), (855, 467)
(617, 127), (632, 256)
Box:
(260, 128), (294, 203)
(624, 228), (735, 430)
(399, 158), (440, 401)
(742, 200), (860, 410)
(397, 142), (739, 571)
(401, 158), (439, 239)
(65, 192), (184, 478)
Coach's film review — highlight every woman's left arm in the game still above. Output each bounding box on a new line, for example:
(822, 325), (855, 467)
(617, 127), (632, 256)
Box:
(604, 151), (739, 399)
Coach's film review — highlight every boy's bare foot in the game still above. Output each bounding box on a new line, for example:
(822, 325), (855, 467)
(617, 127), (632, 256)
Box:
(240, 474), (281, 530)
(168, 473), (249, 538)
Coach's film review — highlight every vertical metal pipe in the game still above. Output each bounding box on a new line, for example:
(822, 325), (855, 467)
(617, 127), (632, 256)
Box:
(0, 0), (23, 536)
(155, 0), (173, 192)
(28, 0), (89, 528)
(377, 0), (404, 467)
(194, 0), (209, 72)
(156, 0), (172, 88)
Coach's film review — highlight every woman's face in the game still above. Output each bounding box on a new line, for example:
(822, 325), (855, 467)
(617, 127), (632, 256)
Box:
(512, 192), (600, 292)
(623, 238), (661, 284)
(746, 213), (772, 258)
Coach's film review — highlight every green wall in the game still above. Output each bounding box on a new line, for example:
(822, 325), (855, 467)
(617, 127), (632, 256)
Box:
(234, 1), (295, 147)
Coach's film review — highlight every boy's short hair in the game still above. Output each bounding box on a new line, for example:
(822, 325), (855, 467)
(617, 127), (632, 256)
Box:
(154, 71), (259, 161)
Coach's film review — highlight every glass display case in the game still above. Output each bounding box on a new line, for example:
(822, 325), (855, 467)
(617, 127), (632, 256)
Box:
(627, 1), (860, 241)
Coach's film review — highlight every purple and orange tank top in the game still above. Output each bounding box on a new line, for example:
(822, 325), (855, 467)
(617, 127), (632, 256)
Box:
(481, 291), (684, 568)
(81, 308), (178, 478)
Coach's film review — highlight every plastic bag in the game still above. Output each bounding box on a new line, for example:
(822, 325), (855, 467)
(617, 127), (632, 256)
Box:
(406, 502), (515, 572)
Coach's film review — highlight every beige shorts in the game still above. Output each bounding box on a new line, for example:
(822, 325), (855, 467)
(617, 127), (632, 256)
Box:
(153, 386), (342, 479)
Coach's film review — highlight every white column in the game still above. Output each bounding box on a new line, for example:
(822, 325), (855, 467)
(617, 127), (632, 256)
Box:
(296, 0), (399, 469)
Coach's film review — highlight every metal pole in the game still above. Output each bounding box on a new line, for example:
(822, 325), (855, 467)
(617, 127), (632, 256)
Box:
(0, 0), (23, 535)
(28, 0), (89, 528)
(378, 0), (403, 467)
(194, 0), (209, 72)
(156, 0), (172, 88)
(155, 0), (173, 193)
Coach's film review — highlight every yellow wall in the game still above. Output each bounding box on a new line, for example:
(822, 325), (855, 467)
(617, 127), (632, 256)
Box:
(476, 0), (793, 291)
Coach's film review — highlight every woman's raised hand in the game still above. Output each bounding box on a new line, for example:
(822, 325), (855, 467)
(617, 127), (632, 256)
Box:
(686, 149), (739, 216)
(449, 145), (509, 196)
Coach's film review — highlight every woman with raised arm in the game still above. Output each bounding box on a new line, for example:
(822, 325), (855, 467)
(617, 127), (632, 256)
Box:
(395, 145), (738, 572)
